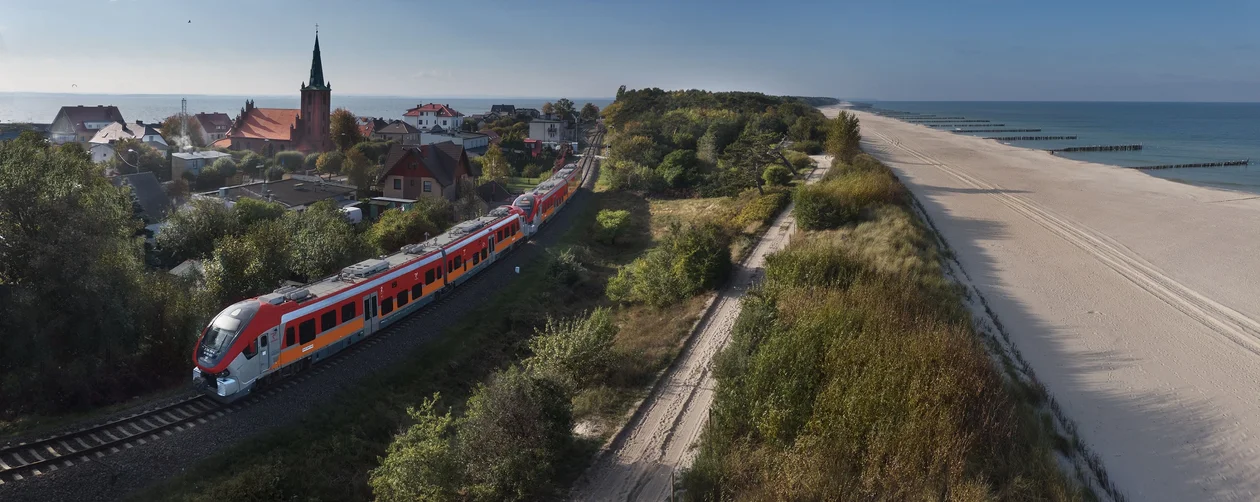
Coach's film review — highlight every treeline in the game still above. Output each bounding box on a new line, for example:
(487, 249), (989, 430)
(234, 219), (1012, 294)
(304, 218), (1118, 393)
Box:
(0, 132), (472, 418)
(600, 88), (825, 196)
(682, 121), (1086, 499)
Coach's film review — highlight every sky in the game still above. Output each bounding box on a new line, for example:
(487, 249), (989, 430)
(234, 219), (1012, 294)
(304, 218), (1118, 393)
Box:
(1, 0), (1259, 101)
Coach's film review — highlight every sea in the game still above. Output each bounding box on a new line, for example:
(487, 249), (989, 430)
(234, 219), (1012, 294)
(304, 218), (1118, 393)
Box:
(865, 101), (1260, 194)
(0, 92), (613, 126)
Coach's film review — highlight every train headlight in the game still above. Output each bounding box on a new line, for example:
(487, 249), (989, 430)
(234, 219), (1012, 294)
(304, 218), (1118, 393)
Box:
(192, 367), (201, 381)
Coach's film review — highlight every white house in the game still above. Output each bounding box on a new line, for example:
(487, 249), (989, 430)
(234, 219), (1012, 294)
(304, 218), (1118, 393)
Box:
(402, 103), (464, 132)
(48, 105), (126, 145)
(528, 117), (573, 143)
(193, 112), (233, 146)
(172, 150), (232, 179)
(88, 121), (169, 163)
(419, 126), (490, 152)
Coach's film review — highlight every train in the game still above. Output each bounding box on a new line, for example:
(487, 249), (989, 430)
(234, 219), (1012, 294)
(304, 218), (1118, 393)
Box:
(192, 162), (585, 401)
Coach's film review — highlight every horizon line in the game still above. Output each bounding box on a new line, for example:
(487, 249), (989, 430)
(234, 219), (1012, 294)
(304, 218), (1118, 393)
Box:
(0, 91), (616, 100)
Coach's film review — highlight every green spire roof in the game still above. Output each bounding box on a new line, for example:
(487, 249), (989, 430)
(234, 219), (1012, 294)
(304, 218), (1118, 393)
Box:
(305, 35), (330, 91)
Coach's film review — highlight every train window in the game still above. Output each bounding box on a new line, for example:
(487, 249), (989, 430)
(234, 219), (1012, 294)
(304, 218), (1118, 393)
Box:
(341, 303), (355, 323)
(299, 319), (316, 345)
(286, 327), (295, 347)
(398, 290), (409, 306)
(412, 282), (422, 298)
(425, 268), (435, 284)
(321, 311), (337, 332)
(243, 339), (257, 359)
(454, 255), (462, 269)
(482, 248), (488, 260)
(381, 297), (394, 315)
(472, 252), (480, 266)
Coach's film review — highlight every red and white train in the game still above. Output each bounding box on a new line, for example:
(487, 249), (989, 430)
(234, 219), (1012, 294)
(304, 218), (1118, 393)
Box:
(193, 163), (583, 400)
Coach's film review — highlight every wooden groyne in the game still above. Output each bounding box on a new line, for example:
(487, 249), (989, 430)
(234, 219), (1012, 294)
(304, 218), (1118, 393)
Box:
(906, 118), (980, 122)
(930, 123), (1006, 128)
(1050, 144), (1142, 153)
(986, 136), (1078, 141)
(1131, 160), (1250, 170)
(956, 128), (1042, 133)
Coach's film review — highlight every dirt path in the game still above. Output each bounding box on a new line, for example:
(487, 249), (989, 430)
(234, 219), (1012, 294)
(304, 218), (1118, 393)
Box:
(570, 156), (831, 501)
(853, 109), (1260, 501)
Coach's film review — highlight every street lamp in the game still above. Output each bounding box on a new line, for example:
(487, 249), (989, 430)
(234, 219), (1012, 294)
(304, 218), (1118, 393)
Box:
(118, 148), (142, 173)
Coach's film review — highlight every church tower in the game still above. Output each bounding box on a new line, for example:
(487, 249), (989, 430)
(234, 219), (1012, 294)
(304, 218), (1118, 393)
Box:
(299, 33), (332, 152)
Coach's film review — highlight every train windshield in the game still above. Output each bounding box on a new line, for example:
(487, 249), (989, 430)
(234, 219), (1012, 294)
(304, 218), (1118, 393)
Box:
(197, 300), (260, 367)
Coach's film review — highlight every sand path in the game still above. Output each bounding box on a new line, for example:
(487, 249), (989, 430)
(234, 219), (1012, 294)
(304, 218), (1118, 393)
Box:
(853, 108), (1260, 501)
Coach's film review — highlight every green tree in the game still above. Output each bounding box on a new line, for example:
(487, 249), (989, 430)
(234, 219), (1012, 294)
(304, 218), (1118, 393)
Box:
(304, 152), (321, 171)
(202, 219), (291, 304)
(157, 198), (235, 261)
(159, 114), (206, 148)
(826, 111), (861, 164)
(720, 131), (779, 195)
(369, 395), (461, 502)
(316, 150), (345, 180)
(232, 197), (286, 228)
(541, 101), (554, 117)
(331, 107), (365, 151)
(594, 209), (632, 245)
(763, 164), (792, 186)
(526, 309), (616, 391)
(111, 139), (168, 177)
(343, 148), (378, 195)
(580, 102), (600, 122)
(366, 208), (440, 254)
(482, 143), (510, 181)
(215, 157), (238, 179)
(284, 201), (364, 280)
(273, 150), (304, 172)
(656, 149), (698, 189)
(553, 98), (575, 121)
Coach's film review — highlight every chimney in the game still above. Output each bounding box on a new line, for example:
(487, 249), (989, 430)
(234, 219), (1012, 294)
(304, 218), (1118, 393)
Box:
(218, 187), (228, 198)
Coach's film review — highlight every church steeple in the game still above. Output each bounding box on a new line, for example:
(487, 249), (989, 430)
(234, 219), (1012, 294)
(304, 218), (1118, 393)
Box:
(304, 32), (330, 91)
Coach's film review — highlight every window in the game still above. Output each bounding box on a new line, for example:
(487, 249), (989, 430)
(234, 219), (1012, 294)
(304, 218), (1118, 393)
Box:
(393, 178), (402, 190)
(243, 339), (257, 359)
(423, 181), (432, 192)
(321, 310), (338, 332)
(286, 327), (295, 347)
(410, 179), (415, 186)
(341, 303), (356, 323)
(472, 252), (480, 266)
(425, 268), (436, 285)
(482, 248), (488, 260)
(381, 297), (394, 315)
(299, 319), (316, 345)
(398, 290), (409, 306)
(412, 283), (423, 298)
(454, 255), (462, 269)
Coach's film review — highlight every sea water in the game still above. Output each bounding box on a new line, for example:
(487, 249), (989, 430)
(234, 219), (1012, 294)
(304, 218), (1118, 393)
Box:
(867, 101), (1260, 194)
(0, 92), (612, 127)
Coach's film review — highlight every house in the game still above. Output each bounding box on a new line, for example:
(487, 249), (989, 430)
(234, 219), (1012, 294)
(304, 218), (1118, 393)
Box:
(172, 151), (233, 179)
(515, 107), (541, 119)
(193, 113), (233, 145)
(489, 104), (516, 116)
(88, 121), (169, 163)
(49, 105), (126, 145)
(358, 116), (390, 138)
(220, 35), (333, 155)
(476, 180), (513, 204)
(379, 142), (480, 201)
(202, 175), (356, 211)
(419, 125), (490, 152)
(402, 103), (464, 132)
(528, 117), (573, 142)
(112, 171), (171, 222)
(372, 120), (420, 144)
(481, 129), (502, 145)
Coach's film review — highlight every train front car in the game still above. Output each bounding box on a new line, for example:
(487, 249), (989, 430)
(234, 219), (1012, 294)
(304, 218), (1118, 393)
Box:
(512, 193), (540, 237)
(192, 299), (279, 401)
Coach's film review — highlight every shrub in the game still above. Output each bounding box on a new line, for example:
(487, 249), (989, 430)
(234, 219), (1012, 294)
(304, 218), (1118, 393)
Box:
(546, 248), (587, 287)
(366, 208), (440, 254)
(607, 222), (731, 307)
(369, 395), (461, 502)
(274, 150), (305, 172)
(525, 308), (617, 390)
(784, 150), (814, 172)
(232, 197), (286, 228)
(594, 209), (631, 245)
(733, 190), (789, 229)
(304, 152), (321, 171)
(794, 169), (904, 230)
(762, 164), (792, 186)
(211, 156), (237, 179)
(789, 139), (823, 155)
(522, 163), (549, 178)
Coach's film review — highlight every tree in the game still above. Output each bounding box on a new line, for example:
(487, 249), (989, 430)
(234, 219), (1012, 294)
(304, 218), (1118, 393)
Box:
(656, 149), (698, 189)
(284, 201), (364, 280)
(594, 209), (631, 245)
(343, 147), (378, 196)
(331, 108), (364, 151)
(369, 395), (461, 502)
(316, 150), (345, 180)
(482, 144), (510, 181)
(157, 198), (236, 261)
(721, 131), (779, 195)
(526, 309), (616, 391)
(541, 101), (554, 117)
(203, 219), (291, 304)
(159, 114), (206, 149)
(366, 208), (441, 254)
(165, 178), (190, 204)
(211, 157), (238, 180)
(580, 103), (600, 123)
(826, 111), (861, 164)
(274, 150), (305, 172)
(552, 98), (575, 121)
(266, 166), (286, 181)
(763, 164), (792, 186)
(304, 152), (321, 172)
(232, 198), (286, 228)
(111, 139), (168, 177)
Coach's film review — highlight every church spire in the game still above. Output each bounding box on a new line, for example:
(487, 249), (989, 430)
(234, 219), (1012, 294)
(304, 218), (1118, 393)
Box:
(305, 30), (329, 91)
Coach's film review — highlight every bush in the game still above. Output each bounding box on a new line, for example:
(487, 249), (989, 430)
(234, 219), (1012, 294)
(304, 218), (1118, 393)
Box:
(304, 152), (321, 171)
(607, 222), (731, 307)
(762, 164), (792, 186)
(367, 208), (440, 254)
(274, 150), (305, 172)
(789, 139), (823, 155)
(232, 197), (286, 228)
(369, 395), (461, 502)
(733, 190), (789, 229)
(522, 162), (549, 178)
(594, 209), (631, 245)
(211, 157), (237, 179)
(525, 308), (617, 391)
(794, 169), (904, 230)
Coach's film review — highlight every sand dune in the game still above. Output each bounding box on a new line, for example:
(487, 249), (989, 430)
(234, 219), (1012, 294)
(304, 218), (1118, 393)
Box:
(850, 108), (1260, 501)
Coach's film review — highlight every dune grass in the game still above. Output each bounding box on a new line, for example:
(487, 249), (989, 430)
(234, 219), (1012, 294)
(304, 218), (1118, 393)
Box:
(682, 156), (1090, 501)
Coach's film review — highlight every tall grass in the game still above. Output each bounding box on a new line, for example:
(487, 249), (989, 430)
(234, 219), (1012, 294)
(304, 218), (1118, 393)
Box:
(683, 155), (1086, 500)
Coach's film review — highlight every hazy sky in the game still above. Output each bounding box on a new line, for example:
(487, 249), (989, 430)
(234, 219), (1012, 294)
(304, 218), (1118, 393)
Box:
(2, 0), (1259, 101)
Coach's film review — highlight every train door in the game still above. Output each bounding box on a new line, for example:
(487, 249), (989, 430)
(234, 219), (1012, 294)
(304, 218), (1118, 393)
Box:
(487, 235), (496, 262)
(363, 293), (379, 335)
(264, 327), (280, 369)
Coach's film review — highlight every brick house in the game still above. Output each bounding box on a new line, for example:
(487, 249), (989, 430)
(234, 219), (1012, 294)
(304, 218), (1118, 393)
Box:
(379, 142), (480, 201)
(218, 35), (333, 155)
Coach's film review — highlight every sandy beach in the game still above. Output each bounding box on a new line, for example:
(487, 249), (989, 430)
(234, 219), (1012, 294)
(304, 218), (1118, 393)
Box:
(847, 108), (1260, 500)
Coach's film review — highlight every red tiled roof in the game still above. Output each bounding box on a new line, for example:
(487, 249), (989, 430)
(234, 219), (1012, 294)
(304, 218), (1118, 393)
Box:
(402, 103), (463, 118)
(211, 137), (232, 148)
(229, 108), (299, 141)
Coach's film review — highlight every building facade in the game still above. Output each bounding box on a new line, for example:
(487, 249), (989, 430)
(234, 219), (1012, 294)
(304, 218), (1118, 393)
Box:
(379, 142), (479, 201)
(49, 105), (126, 145)
(194, 113), (233, 145)
(221, 35), (333, 155)
(402, 103), (464, 131)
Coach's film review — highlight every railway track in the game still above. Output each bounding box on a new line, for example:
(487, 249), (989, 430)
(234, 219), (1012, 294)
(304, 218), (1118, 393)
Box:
(0, 124), (606, 486)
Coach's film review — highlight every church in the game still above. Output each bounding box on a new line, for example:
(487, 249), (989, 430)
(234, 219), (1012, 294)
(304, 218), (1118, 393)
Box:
(214, 35), (333, 155)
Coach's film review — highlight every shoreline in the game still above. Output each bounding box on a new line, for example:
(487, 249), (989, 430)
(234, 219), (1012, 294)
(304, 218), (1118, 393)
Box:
(850, 107), (1260, 500)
